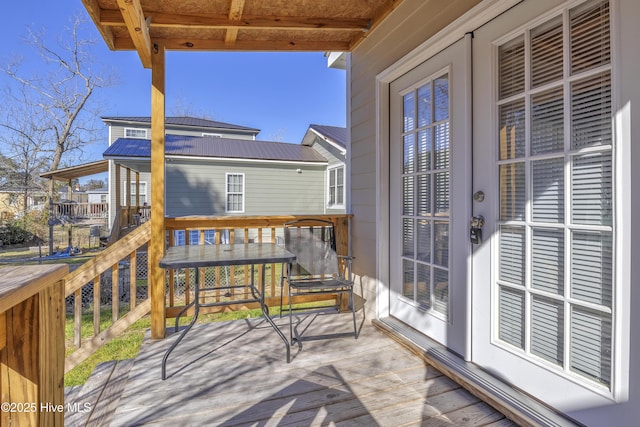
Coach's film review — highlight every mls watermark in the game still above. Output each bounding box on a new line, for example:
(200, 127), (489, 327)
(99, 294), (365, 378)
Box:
(0, 401), (92, 413)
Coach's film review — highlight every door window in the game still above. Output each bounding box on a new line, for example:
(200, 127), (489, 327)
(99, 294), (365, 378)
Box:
(495, 0), (613, 387)
(401, 73), (451, 317)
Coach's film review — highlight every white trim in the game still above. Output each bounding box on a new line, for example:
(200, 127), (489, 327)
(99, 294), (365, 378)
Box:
(326, 164), (346, 209)
(122, 180), (148, 205)
(375, 0), (522, 322)
(309, 128), (347, 154)
(225, 172), (245, 213)
(124, 127), (148, 139)
(106, 155), (327, 167)
(202, 132), (222, 138)
(611, 0), (630, 403)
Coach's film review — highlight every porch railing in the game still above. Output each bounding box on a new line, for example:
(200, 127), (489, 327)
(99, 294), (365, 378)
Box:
(50, 214), (350, 373)
(163, 214), (352, 319)
(63, 221), (152, 372)
(53, 202), (108, 220)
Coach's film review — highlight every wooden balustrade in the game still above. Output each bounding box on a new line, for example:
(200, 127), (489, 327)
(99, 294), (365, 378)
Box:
(63, 222), (152, 373)
(53, 202), (108, 219)
(163, 214), (352, 319)
(0, 264), (67, 426)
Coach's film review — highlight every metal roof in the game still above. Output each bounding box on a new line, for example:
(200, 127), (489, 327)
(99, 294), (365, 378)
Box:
(101, 116), (260, 133)
(104, 134), (327, 163)
(308, 124), (347, 148)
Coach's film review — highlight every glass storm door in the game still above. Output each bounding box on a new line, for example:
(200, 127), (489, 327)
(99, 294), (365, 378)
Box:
(472, 0), (618, 412)
(389, 38), (470, 355)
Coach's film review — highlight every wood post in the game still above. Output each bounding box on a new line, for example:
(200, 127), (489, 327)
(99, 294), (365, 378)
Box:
(0, 265), (67, 427)
(150, 42), (166, 339)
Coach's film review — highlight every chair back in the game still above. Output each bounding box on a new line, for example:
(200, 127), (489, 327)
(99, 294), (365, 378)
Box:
(284, 219), (339, 278)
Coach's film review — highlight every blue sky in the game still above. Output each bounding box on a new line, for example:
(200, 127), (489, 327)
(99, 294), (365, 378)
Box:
(0, 1), (347, 165)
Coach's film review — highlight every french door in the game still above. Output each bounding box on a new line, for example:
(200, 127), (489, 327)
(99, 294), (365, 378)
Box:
(472, 0), (618, 411)
(389, 37), (470, 356)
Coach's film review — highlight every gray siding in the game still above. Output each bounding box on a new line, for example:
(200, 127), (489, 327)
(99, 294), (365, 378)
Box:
(310, 138), (346, 214)
(107, 121), (260, 226)
(165, 159), (326, 217)
(349, 0), (480, 314)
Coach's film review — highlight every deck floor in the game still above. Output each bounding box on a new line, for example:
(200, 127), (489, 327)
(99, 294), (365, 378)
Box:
(74, 313), (517, 426)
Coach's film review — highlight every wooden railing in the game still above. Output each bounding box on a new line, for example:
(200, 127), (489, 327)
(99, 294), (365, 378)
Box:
(163, 214), (351, 319)
(0, 265), (67, 426)
(63, 222), (152, 372)
(53, 202), (108, 219)
(59, 214), (349, 372)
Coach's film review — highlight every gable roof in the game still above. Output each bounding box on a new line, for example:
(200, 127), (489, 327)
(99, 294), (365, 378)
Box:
(101, 116), (260, 133)
(308, 124), (347, 148)
(103, 134), (327, 164)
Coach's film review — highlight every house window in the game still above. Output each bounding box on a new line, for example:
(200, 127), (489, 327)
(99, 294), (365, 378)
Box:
(226, 173), (244, 213)
(123, 181), (148, 205)
(100, 195), (107, 203)
(495, 0), (613, 388)
(173, 230), (217, 246)
(125, 128), (148, 139)
(328, 166), (345, 207)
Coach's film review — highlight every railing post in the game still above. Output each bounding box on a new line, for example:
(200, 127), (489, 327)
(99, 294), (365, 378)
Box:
(149, 43), (166, 339)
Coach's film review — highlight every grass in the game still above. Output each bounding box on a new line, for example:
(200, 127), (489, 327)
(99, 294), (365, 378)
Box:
(64, 306), (273, 387)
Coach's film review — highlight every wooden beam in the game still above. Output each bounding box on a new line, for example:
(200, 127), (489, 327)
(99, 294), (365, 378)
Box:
(149, 43), (166, 340)
(116, 0), (152, 68)
(225, 0), (246, 46)
(100, 9), (370, 31)
(114, 37), (351, 52)
(82, 0), (116, 49)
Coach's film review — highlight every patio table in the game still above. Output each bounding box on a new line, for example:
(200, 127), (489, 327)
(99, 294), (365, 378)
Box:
(159, 243), (295, 379)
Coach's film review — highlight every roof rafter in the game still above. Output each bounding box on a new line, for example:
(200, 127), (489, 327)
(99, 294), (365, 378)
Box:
(225, 0), (246, 45)
(99, 9), (371, 32)
(114, 38), (351, 52)
(116, 0), (152, 68)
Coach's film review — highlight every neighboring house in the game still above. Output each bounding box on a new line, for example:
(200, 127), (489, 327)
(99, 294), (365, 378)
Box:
(0, 188), (47, 219)
(102, 116), (261, 226)
(104, 133), (329, 217)
(346, 0), (637, 425)
(301, 124), (347, 213)
(102, 117), (347, 222)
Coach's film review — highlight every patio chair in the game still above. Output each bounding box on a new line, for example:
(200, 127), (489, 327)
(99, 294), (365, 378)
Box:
(280, 218), (358, 343)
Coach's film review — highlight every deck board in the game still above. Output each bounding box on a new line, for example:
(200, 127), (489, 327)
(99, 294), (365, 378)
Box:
(82, 313), (512, 426)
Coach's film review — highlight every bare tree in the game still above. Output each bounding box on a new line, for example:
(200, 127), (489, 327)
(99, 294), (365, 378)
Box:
(0, 13), (115, 250)
(0, 14), (114, 172)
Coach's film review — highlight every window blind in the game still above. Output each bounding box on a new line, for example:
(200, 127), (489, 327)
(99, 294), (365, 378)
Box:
(495, 0), (613, 388)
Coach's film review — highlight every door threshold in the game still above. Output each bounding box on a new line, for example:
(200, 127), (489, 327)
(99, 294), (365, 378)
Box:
(373, 317), (582, 427)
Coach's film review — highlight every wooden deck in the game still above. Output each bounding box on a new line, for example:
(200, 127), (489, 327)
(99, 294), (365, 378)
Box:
(66, 313), (517, 426)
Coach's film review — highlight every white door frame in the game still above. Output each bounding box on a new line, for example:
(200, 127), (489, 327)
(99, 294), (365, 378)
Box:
(374, 0), (521, 361)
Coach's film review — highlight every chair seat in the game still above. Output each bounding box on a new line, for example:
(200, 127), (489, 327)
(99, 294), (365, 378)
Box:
(289, 278), (352, 291)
